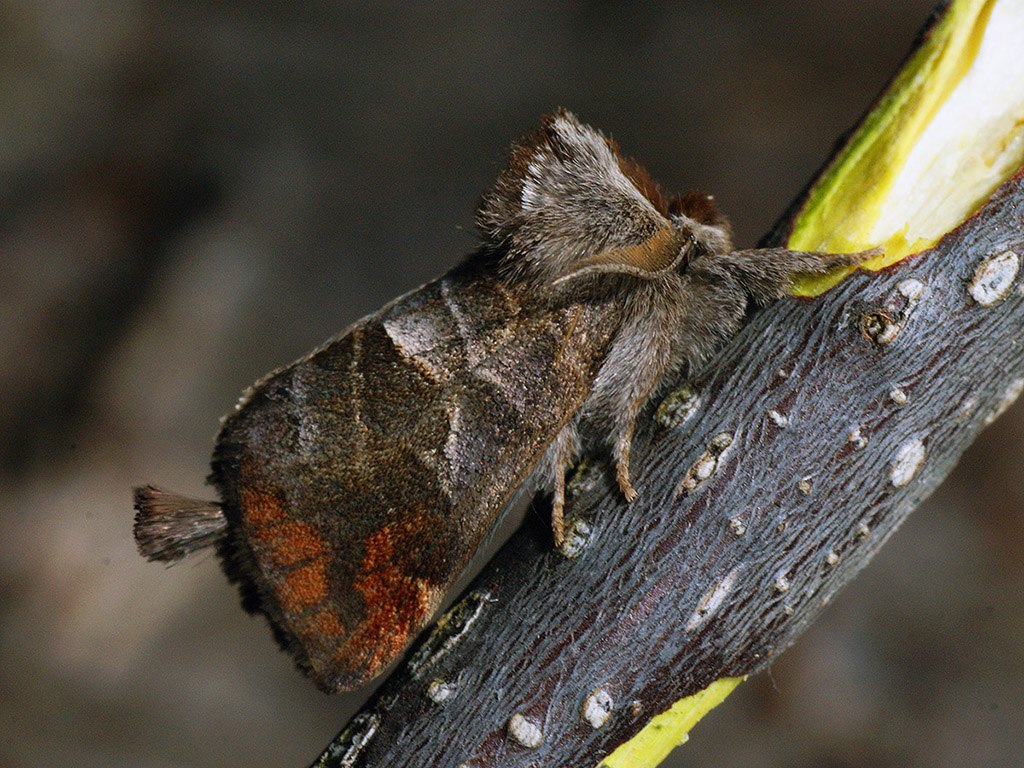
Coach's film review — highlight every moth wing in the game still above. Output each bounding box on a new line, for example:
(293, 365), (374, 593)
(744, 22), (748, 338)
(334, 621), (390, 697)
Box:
(210, 262), (617, 692)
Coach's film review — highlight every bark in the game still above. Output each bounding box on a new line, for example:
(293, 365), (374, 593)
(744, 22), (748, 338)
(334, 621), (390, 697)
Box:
(308, 143), (1024, 768)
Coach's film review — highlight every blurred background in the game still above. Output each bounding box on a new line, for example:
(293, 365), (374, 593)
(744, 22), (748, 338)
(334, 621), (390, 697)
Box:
(2, 1), (1023, 766)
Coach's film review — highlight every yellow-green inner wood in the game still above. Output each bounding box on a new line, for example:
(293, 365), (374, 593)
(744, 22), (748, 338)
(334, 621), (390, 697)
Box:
(597, 677), (745, 768)
(791, 0), (1024, 295)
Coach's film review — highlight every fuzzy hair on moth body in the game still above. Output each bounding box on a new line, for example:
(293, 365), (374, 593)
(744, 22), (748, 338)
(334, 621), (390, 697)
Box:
(133, 109), (876, 693)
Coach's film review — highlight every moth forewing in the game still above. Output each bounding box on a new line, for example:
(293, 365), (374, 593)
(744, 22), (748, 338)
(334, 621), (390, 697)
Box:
(207, 260), (622, 691)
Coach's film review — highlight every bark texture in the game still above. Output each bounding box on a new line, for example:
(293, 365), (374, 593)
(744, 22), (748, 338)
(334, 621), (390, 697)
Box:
(309, 161), (1024, 766)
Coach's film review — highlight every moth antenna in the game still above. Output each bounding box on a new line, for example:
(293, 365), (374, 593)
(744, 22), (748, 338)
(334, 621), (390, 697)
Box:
(133, 485), (227, 563)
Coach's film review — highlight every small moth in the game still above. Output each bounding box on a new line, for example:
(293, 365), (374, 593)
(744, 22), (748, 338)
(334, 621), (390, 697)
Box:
(134, 109), (870, 692)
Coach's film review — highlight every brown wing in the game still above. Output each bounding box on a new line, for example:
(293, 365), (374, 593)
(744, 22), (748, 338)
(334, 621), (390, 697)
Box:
(209, 259), (619, 692)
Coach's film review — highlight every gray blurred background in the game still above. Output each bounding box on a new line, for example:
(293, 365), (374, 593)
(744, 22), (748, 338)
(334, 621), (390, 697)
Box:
(3, 1), (1023, 767)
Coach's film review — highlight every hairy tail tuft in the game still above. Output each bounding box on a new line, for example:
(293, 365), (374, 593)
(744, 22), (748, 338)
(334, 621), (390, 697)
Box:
(133, 485), (227, 563)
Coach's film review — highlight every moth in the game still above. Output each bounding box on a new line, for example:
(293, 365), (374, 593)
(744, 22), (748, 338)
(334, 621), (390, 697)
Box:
(134, 109), (870, 693)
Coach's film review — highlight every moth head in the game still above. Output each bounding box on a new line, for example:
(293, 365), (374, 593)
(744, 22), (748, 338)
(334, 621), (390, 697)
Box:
(476, 108), (733, 286)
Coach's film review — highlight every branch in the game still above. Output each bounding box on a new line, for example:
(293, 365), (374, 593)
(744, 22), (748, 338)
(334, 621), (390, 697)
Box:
(311, 2), (1024, 765)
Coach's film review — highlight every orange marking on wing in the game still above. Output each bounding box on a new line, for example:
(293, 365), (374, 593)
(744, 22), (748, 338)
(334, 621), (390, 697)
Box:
(266, 520), (325, 567)
(279, 558), (328, 611)
(305, 608), (346, 641)
(239, 470), (327, 568)
(240, 486), (286, 534)
(238, 474), (334, 614)
(335, 518), (438, 677)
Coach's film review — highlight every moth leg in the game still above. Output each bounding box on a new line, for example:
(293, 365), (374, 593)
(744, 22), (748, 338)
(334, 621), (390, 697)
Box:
(551, 460), (568, 548)
(592, 326), (672, 506)
(714, 246), (883, 306)
(540, 422), (580, 547)
(610, 370), (665, 503)
(612, 396), (646, 503)
(616, 450), (637, 502)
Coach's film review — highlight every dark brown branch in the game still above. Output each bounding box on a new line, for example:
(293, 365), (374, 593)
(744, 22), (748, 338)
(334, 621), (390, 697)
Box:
(308, 161), (1024, 768)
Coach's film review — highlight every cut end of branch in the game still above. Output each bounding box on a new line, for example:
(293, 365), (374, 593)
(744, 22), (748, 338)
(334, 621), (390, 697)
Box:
(790, 0), (1024, 297)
